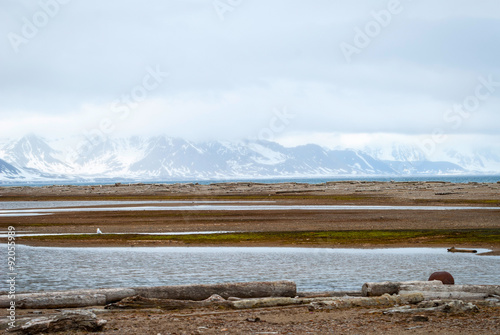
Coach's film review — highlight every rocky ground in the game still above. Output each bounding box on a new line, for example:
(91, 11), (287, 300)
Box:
(4, 303), (500, 335)
(1, 180), (500, 201)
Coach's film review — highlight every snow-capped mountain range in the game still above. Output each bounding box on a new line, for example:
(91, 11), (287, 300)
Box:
(0, 134), (498, 183)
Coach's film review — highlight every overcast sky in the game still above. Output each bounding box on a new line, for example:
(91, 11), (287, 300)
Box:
(1, 0), (499, 158)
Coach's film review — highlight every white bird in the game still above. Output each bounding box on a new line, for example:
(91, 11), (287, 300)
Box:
(96, 228), (102, 234)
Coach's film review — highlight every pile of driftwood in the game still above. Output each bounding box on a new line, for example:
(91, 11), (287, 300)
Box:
(2, 280), (499, 334)
(359, 280), (500, 316)
(0, 281), (296, 310)
(362, 280), (500, 300)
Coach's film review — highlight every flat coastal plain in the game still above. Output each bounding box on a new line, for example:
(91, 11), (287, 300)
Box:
(1, 181), (500, 335)
(1, 181), (499, 251)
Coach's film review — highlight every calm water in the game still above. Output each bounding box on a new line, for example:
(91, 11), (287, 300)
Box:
(1, 204), (498, 218)
(0, 200), (271, 210)
(0, 231), (234, 238)
(3, 245), (498, 293)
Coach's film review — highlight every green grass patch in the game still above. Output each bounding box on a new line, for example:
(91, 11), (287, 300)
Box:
(17, 229), (500, 245)
(415, 199), (500, 206)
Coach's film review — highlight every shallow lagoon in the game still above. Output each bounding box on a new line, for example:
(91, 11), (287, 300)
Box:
(5, 245), (499, 293)
(1, 202), (498, 218)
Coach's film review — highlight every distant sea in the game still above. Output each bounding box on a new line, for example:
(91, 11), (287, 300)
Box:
(2, 175), (500, 187)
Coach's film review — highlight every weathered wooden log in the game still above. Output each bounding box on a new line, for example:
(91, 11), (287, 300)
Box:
(297, 291), (362, 298)
(308, 293), (425, 310)
(133, 281), (296, 301)
(0, 281), (294, 309)
(0, 288), (136, 309)
(17, 294), (107, 309)
(399, 290), (488, 300)
(106, 293), (414, 311)
(7, 310), (107, 334)
(362, 281), (442, 297)
(105, 295), (232, 310)
(97, 288), (138, 303)
(447, 247), (477, 253)
(109, 296), (302, 311)
(382, 300), (480, 315)
(108, 295), (317, 310)
(230, 297), (301, 309)
(399, 284), (500, 296)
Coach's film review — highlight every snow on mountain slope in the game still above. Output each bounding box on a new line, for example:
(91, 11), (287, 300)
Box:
(0, 157), (70, 182)
(384, 160), (465, 175)
(1, 134), (72, 174)
(248, 142), (288, 165)
(1, 134), (498, 182)
(72, 136), (150, 177)
(364, 143), (427, 162)
(0, 158), (20, 178)
(444, 148), (500, 173)
(364, 142), (500, 174)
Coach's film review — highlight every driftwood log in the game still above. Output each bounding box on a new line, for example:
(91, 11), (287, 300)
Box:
(447, 247), (477, 253)
(405, 284), (500, 296)
(133, 280), (296, 300)
(382, 300), (480, 315)
(0, 281), (296, 310)
(105, 295), (232, 310)
(3, 293), (107, 310)
(230, 297), (302, 309)
(398, 284), (500, 300)
(362, 281), (500, 299)
(106, 293), (425, 311)
(308, 293), (424, 311)
(0, 288), (136, 309)
(362, 281), (443, 297)
(231, 293), (425, 310)
(7, 310), (107, 335)
(107, 296), (311, 310)
(399, 291), (488, 300)
(298, 291), (362, 297)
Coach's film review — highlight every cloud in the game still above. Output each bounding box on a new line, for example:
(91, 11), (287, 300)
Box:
(0, 0), (498, 154)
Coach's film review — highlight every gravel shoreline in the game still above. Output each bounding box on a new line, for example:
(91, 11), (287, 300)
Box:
(1, 180), (500, 201)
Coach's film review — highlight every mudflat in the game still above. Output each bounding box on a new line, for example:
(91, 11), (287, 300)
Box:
(1, 181), (499, 251)
(1, 181), (499, 334)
